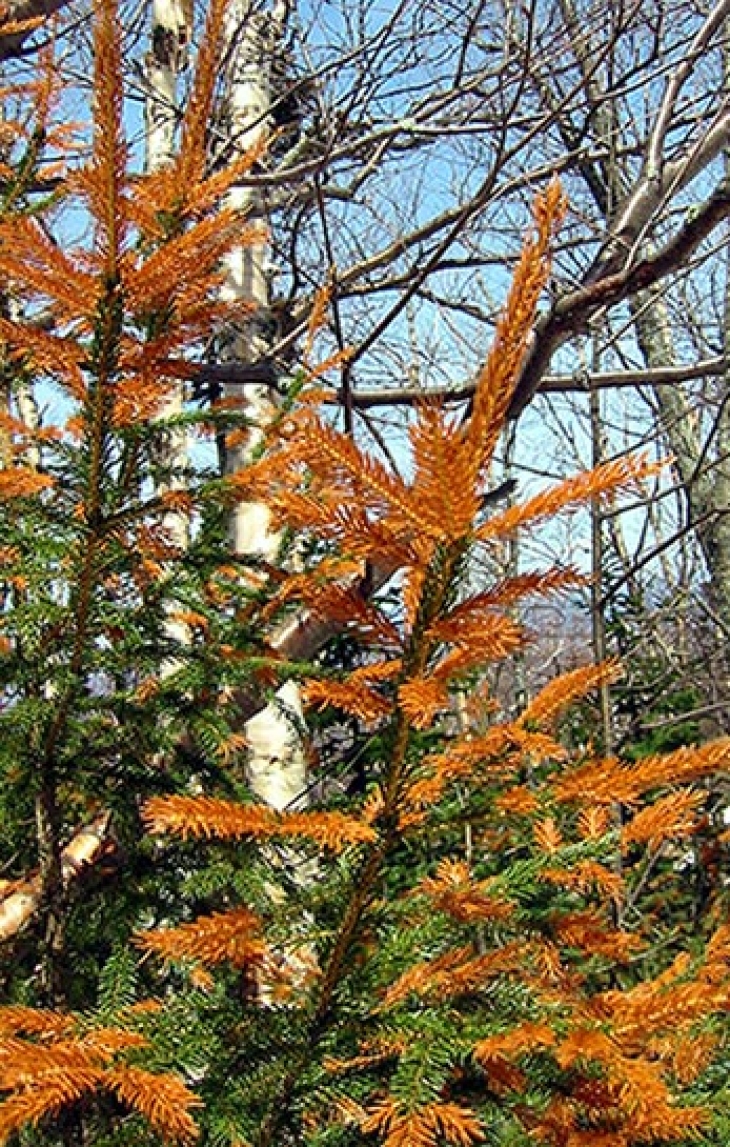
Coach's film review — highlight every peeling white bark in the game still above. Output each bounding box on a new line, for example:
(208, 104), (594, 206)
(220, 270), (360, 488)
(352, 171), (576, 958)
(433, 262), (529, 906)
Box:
(0, 815), (113, 942)
(145, 0), (191, 170)
(244, 680), (307, 811)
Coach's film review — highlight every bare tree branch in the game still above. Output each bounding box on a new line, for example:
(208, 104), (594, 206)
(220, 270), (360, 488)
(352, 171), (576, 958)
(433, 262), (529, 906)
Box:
(292, 357), (725, 409)
(0, 0), (71, 59)
(509, 177), (730, 417)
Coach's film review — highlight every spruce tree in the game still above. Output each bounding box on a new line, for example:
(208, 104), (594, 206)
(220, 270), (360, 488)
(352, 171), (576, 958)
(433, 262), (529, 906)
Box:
(1, 4), (730, 1146)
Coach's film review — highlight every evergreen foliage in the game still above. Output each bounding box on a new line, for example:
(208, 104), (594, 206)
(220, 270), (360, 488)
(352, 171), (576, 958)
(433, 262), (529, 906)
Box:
(1, 3), (730, 1146)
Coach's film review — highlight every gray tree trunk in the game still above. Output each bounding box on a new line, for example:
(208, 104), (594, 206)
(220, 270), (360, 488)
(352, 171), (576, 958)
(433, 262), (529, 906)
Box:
(632, 291), (730, 714)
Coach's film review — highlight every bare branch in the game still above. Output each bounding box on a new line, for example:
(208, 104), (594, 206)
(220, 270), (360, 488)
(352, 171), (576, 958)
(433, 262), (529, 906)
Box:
(0, 0), (71, 59)
(299, 355), (726, 409)
(509, 177), (730, 417)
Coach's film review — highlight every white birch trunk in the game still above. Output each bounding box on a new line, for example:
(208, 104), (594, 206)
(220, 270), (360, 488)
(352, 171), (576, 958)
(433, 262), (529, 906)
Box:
(145, 0), (190, 171)
(145, 0), (192, 652)
(220, 1), (307, 812)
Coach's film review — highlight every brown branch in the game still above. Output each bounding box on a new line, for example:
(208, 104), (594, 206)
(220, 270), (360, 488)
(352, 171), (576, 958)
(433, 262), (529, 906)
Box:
(639, 699), (730, 732)
(205, 355), (727, 408)
(314, 356), (725, 409)
(202, 179), (730, 414)
(194, 361), (278, 388)
(507, 178), (730, 418)
(0, 0), (71, 59)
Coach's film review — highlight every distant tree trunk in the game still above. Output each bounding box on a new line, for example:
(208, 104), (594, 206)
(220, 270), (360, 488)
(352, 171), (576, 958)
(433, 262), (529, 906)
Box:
(588, 348), (614, 755)
(632, 290), (730, 718)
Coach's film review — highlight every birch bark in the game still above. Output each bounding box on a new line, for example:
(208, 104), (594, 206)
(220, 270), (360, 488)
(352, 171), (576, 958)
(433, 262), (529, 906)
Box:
(146, 0), (191, 572)
(218, 0), (307, 811)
